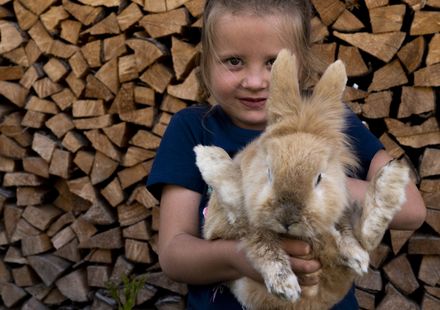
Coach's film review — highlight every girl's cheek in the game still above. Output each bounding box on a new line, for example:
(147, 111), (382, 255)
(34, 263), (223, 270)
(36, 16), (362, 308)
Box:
(214, 71), (240, 88)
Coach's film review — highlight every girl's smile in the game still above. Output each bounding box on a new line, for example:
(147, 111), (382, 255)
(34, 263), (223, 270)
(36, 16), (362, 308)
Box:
(209, 12), (290, 130)
(238, 97), (267, 110)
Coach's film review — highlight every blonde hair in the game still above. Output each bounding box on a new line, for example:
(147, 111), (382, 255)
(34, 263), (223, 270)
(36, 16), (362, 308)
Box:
(199, 0), (317, 99)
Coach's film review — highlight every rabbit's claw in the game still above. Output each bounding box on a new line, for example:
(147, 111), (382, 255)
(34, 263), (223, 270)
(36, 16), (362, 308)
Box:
(338, 232), (370, 275)
(341, 247), (369, 275)
(264, 266), (301, 302)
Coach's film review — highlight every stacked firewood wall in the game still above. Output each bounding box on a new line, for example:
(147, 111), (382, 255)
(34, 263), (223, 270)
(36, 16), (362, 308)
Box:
(0, 0), (438, 309)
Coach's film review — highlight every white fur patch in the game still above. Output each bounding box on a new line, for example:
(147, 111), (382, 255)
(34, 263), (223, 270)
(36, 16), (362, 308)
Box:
(262, 261), (301, 302)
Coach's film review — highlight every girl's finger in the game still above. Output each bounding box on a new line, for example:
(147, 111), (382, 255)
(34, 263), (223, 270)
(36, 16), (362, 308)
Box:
(281, 238), (311, 256)
(289, 256), (321, 274)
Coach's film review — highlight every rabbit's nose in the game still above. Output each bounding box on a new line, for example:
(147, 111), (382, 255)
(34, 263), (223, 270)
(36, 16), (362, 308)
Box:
(281, 215), (299, 231)
(284, 220), (304, 236)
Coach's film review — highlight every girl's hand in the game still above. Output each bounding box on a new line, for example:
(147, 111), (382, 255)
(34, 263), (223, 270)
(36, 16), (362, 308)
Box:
(231, 238), (321, 287)
(281, 238), (321, 286)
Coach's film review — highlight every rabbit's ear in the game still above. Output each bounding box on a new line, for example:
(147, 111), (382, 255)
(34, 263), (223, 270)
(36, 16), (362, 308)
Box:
(194, 145), (242, 208)
(266, 49), (301, 124)
(194, 145), (234, 186)
(310, 60), (347, 112)
(308, 60), (348, 133)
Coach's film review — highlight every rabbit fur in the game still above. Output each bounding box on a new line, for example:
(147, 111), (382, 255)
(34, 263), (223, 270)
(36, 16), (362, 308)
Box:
(194, 49), (410, 309)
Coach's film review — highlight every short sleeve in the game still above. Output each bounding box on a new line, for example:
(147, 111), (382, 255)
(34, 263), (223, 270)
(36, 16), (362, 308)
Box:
(146, 110), (206, 200)
(345, 108), (384, 179)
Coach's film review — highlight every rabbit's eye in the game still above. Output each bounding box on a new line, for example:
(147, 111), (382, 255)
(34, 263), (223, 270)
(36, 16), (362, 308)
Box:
(315, 173), (322, 186)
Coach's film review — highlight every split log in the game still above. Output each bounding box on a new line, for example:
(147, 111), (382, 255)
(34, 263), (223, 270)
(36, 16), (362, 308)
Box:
(12, 265), (40, 287)
(332, 9), (365, 32)
(78, 227), (123, 249)
(22, 205), (62, 231)
(27, 254), (71, 287)
(139, 8), (189, 38)
(311, 0), (345, 25)
(87, 265), (111, 288)
(55, 269), (89, 302)
(334, 31), (405, 62)
(125, 239), (153, 264)
(376, 283), (419, 310)
(369, 5), (406, 33)
(383, 254), (420, 295)
(397, 36), (425, 73)
(1, 282), (27, 308)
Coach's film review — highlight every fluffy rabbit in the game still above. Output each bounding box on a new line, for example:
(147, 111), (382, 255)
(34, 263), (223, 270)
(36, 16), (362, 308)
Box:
(194, 49), (409, 309)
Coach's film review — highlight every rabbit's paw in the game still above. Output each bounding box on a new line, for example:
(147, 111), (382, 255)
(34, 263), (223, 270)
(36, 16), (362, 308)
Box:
(361, 160), (410, 250)
(373, 159), (410, 211)
(340, 246), (369, 275)
(264, 266), (301, 302)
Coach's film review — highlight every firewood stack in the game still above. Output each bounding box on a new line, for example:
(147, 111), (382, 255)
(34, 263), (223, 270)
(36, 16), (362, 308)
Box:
(0, 0), (438, 308)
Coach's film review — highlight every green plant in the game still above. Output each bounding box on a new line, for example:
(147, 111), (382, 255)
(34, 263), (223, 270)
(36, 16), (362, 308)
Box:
(106, 274), (146, 310)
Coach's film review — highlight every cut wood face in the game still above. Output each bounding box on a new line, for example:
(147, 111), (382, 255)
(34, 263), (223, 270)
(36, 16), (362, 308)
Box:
(0, 0), (437, 308)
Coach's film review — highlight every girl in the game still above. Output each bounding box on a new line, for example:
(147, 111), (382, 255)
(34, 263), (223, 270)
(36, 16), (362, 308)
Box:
(147, 1), (426, 309)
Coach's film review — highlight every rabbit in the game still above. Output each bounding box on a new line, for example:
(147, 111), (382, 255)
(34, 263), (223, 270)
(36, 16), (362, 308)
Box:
(194, 49), (410, 309)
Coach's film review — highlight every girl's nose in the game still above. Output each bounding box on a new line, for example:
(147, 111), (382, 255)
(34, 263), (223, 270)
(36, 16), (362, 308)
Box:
(241, 68), (269, 90)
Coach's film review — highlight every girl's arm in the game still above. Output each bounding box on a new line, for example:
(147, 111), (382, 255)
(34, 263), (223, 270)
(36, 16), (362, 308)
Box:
(158, 184), (320, 285)
(158, 184), (244, 284)
(347, 149), (426, 230)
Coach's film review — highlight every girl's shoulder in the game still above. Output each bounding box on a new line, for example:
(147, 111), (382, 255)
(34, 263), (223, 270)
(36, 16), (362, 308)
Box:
(343, 106), (383, 178)
(343, 106), (377, 140)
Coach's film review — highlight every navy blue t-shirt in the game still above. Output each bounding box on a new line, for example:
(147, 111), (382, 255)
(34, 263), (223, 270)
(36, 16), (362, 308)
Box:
(147, 104), (383, 309)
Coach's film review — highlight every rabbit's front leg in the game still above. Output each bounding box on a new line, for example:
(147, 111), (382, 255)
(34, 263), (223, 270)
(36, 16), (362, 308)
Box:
(335, 228), (369, 275)
(358, 159), (410, 251)
(244, 230), (301, 302)
(335, 209), (370, 275)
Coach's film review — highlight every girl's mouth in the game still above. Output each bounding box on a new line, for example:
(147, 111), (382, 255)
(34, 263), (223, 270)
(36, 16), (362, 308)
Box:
(239, 97), (266, 109)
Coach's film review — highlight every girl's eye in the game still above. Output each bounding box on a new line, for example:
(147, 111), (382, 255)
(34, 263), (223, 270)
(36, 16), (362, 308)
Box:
(226, 57), (242, 66)
(266, 58), (276, 69)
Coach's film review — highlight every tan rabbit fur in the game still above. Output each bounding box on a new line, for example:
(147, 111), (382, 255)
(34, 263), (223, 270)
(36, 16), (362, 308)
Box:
(194, 49), (410, 309)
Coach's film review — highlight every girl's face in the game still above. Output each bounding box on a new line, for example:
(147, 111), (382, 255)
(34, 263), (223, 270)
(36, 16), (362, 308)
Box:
(209, 12), (290, 130)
